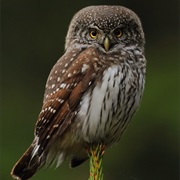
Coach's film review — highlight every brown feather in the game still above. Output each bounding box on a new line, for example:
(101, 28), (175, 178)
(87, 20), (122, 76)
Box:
(35, 48), (102, 156)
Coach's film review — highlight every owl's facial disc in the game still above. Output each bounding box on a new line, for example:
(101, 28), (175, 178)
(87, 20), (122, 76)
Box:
(88, 27), (124, 52)
(102, 28), (124, 52)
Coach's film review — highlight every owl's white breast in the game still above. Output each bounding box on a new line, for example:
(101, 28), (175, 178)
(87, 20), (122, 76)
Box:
(77, 64), (143, 144)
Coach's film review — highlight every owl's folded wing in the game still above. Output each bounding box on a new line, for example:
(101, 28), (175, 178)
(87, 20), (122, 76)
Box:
(35, 47), (104, 155)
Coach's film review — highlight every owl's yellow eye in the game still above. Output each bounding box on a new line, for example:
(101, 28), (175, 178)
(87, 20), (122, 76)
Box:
(114, 28), (123, 38)
(89, 29), (98, 39)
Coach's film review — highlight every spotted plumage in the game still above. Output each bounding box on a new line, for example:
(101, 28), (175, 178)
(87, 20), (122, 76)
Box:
(11, 5), (146, 180)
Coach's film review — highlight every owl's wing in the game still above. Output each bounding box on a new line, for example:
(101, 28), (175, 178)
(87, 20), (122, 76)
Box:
(35, 47), (103, 155)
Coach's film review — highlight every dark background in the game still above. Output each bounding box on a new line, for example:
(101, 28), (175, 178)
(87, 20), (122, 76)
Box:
(1, 0), (179, 180)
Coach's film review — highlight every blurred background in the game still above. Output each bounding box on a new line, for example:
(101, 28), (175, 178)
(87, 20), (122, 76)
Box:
(1, 0), (179, 180)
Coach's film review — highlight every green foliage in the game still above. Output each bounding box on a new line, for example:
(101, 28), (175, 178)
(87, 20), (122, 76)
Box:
(87, 144), (105, 180)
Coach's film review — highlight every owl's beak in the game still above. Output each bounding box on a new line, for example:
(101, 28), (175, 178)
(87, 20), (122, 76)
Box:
(103, 37), (110, 51)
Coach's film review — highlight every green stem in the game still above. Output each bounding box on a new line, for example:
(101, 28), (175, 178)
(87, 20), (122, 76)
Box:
(87, 144), (105, 180)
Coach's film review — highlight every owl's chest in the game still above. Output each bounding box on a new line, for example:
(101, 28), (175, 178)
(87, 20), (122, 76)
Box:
(77, 65), (142, 143)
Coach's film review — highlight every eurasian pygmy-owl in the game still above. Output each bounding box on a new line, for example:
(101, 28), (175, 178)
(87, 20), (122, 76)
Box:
(11, 5), (146, 180)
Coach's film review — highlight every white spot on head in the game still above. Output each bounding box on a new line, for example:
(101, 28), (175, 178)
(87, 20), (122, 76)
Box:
(57, 77), (61, 82)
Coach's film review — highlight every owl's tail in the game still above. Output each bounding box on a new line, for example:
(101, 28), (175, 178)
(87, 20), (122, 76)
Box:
(11, 143), (44, 180)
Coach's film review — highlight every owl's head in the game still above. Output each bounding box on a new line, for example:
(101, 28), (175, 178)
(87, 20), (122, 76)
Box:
(65, 6), (145, 53)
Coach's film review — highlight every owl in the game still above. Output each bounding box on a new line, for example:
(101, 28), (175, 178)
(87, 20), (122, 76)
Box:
(11, 5), (146, 180)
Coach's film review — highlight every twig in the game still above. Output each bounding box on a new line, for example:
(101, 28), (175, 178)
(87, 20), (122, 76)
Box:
(86, 144), (105, 180)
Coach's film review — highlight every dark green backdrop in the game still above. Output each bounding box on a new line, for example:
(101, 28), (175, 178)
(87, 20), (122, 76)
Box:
(1, 0), (179, 180)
